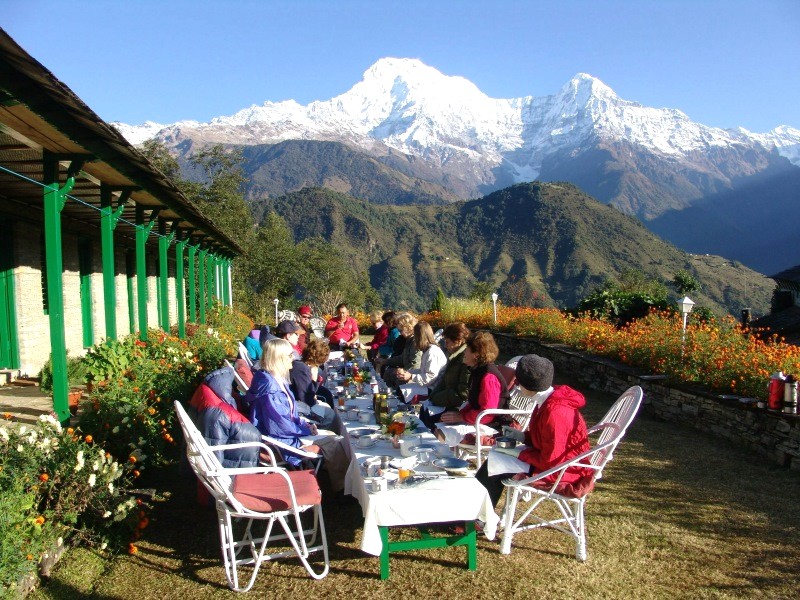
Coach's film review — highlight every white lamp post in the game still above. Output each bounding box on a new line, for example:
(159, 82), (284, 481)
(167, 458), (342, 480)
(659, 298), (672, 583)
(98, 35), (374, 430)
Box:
(491, 292), (499, 324)
(678, 296), (695, 352)
(273, 298), (279, 326)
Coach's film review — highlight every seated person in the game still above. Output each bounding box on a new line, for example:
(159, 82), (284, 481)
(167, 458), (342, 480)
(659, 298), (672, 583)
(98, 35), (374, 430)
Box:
(188, 366), (261, 468)
(361, 310), (388, 360)
(242, 333), (262, 363)
(419, 322), (471, 430)
(376, 311), (399, 358)
(324, 302), (360, 349)
(275, 319), (303, 358)
(290, 338), (335, 408)
(245, 338), (320, 467)
(395, 320), (447, 402)
(380, 312), (421, 388)
(476, 354), (592, 507)
(296, 305), (314, 351)
(434, 331), (510, 447)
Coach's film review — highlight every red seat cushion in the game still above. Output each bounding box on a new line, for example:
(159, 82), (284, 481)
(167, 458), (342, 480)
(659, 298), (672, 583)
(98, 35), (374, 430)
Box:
(232, 470), (321, 512)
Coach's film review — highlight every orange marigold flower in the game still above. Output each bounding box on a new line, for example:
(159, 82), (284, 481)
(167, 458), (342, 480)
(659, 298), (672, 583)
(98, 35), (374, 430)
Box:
(39, 473), (49, 482)
(26, 554), (34, 561)
(66, 427), (74, 435)
(34, 515), (45, 526)
(128, 455), (137, 464)
(84, 435), (93, 444)
(2, 412), (12, 420)
(148, 408), (156, 415)
(133, 469), (140, 478)
(128, 543), (138, 554)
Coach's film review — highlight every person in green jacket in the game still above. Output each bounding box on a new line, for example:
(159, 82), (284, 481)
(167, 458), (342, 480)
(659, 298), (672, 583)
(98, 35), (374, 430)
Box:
(419, 322), (471, 430)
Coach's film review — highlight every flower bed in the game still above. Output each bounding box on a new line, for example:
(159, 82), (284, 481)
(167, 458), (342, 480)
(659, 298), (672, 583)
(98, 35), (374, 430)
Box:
(1, 304), (252, 595)
(421, 306), (800, 401)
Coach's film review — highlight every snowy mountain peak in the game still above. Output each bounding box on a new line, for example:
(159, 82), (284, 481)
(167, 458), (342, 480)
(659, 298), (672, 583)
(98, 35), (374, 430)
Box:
(117, 57), (800, 176)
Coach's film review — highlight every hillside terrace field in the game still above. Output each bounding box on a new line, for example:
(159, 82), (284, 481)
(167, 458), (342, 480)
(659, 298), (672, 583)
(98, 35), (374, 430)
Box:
(32, 377), (800, 599)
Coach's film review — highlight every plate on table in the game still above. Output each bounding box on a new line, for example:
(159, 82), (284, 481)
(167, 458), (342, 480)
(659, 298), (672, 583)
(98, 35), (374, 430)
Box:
(432, 457), (470, 474)
(349, 427), (380, 439)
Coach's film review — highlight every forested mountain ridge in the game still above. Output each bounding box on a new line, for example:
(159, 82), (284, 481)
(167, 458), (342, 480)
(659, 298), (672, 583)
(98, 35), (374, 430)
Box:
(252, 182), (771, 315)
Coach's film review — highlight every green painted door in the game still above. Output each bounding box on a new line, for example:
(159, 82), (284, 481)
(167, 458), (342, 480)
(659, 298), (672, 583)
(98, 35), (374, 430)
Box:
(0, 221), (20, 369)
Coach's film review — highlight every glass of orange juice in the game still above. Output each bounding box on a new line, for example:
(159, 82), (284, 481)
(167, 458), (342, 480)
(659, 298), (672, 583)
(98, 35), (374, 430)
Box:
(398, 467), (412, 482)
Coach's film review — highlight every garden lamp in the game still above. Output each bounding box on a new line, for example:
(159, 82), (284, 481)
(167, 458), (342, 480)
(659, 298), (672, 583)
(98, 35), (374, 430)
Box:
(273, 298), (279, 326)
(491, 292), (499, 324)
(679, 295), (695, 351)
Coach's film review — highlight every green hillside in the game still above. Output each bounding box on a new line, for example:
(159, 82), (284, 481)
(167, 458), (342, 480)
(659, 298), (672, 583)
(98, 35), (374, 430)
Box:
(239, 140), (459, 205)
(252, 182), (772, 315)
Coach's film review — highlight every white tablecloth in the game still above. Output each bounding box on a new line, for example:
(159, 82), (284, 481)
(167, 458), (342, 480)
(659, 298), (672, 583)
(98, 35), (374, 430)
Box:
(337, 399), (500, 556)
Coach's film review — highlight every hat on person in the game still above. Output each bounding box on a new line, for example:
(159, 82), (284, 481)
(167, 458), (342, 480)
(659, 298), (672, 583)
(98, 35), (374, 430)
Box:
(276, 320), (303, 336)
(515, 354), (554, 392)
(298, 305), (313, 317)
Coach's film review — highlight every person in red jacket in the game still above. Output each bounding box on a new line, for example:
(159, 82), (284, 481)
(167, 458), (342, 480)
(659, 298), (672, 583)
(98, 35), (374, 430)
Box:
(476, 354), (592, 507)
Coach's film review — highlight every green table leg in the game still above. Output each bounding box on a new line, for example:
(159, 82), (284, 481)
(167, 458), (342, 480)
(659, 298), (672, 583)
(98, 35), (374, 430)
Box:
(465, 521), (477, 571)
(380, 526), (390, 580)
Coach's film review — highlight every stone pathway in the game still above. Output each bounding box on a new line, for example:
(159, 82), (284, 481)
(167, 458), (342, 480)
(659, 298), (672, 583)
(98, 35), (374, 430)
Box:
(0, 380), (56, 425)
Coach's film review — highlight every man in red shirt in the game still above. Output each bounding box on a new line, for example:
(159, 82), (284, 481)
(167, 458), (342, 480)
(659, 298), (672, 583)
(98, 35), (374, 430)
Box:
(324, 303), (360, 349)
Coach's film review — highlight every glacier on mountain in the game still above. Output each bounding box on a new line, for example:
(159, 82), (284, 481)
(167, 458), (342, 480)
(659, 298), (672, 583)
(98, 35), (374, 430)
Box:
(113, 57), (800, 179)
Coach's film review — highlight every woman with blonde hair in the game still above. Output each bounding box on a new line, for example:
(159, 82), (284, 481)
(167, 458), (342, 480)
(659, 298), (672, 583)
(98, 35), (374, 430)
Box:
(246, 338), (319, 466)
(396, 321), (447, 398)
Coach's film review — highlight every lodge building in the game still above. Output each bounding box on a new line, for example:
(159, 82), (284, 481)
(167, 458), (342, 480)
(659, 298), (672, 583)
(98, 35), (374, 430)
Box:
(0, 28), (241, 420)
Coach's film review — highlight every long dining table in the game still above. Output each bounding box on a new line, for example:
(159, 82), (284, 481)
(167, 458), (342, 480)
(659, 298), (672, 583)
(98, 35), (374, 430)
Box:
(319, 393), (500, 579)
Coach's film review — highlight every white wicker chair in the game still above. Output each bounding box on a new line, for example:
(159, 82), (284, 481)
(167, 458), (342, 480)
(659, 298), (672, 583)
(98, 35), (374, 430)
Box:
(174, 401), (329, 590)
(277, 309), (297, 324)
(498, 385), (643, 561)
(309, 317), (326, 338)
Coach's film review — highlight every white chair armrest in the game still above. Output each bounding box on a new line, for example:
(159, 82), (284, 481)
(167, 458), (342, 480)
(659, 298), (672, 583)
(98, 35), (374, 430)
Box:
(261, 435), (321, 459)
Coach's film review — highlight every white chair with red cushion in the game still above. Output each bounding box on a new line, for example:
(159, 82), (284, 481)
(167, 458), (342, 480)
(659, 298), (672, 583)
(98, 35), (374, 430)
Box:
(498, 385), (643, 561)
(174, 401), (329, 591)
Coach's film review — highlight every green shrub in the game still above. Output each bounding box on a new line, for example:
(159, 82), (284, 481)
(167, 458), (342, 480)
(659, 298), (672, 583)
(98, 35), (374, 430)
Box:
(0, 415), (138, 594)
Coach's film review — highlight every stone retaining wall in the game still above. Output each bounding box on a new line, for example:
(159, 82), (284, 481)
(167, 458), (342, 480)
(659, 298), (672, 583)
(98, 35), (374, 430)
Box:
(493, 332), (800, 470)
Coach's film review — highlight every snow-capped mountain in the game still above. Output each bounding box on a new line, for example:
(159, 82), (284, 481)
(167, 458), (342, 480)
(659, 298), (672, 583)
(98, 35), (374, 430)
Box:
(114, 57), (800, 220)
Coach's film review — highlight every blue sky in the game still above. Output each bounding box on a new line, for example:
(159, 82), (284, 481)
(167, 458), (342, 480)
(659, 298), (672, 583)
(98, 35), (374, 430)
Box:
(3, 0), (799, 132)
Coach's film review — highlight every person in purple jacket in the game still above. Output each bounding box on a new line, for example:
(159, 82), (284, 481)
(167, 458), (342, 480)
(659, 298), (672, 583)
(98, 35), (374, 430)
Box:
(246, 338), (319, 467)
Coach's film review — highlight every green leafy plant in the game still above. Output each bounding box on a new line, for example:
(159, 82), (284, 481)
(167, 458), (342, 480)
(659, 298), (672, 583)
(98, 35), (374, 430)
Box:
(38, 355), (90, 394)
(0, 414), (138, 594)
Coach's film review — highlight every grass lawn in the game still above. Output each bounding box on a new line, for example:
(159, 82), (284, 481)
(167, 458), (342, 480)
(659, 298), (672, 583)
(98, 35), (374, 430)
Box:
(31, 379), (800, 599)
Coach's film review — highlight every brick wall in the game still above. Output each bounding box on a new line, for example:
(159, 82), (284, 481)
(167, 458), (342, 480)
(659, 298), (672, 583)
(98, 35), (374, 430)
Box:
(493, 332), (800, 470)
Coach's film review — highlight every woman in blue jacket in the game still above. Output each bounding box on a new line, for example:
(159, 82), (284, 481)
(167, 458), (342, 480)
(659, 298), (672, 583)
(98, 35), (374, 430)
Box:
(246, 338), (319, 467)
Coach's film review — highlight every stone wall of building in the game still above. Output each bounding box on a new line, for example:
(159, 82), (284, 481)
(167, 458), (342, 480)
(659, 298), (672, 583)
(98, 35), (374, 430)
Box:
(493, 332), (800, 470)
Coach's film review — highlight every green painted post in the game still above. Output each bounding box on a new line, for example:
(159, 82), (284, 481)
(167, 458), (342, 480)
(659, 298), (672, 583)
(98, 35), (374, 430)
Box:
(206, 251), (214, 310)
(157, 219), (175, 332)
(125, 250), (136, 334)
(136, 206), (156, 342)
(222, 258), (231, 306)
(198, 248), (207, 324)
(42, 153), (73, 422)
(99, 186), (126, 340)
(187, 244), (197, 323)
(175, 236), (187, 339)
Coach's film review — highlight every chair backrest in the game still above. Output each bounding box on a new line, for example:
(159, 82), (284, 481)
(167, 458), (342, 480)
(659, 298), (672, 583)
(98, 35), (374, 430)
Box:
(238, 342), (254, 366)
(309, 317), (326, 338)
(587, 386), (643, 477)
(507, 386), (546, 428)
(496, 364), (517, 391)
(505, 355), (523, 370)
(174, 400), (246, 513)
(224, 359), (250, 393)
(594, 386), (643, 446)
(277, 309), (297, 324)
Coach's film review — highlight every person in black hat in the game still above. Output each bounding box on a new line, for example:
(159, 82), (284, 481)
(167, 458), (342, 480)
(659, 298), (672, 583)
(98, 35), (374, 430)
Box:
(275, 319), (303, 358)
(476, 354), (593, 508)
